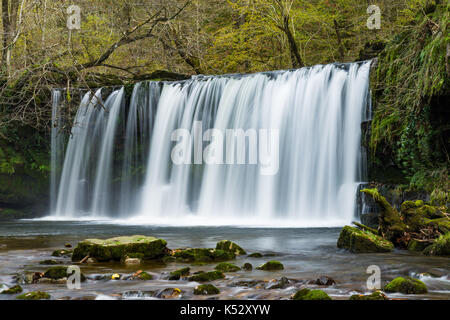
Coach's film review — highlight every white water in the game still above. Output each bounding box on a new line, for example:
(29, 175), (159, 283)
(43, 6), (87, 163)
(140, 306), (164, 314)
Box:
(50, 62), (371, 227)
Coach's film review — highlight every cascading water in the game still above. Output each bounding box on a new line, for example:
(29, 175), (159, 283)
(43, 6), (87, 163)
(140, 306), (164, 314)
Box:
(50, 61), (371, 227)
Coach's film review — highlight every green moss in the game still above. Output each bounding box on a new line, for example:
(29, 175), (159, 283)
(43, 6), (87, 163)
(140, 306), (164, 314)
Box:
(168, 267), (190, 280)
(407, 239), (430, 252)
(256, 260), (284, 271)
(136, 271), (153, 280)
(426, 218), (450, 234)
(16, 291), (50, 300)
(216, 240), (246, 255)
(172, 248), (235, 263)
(292, 288), (331, 300)
(39, 259), (61, 265)
(43, 266), (86, 281)
(248, 253), (263, 258)
(423, 233), (450, 256)
(337, 226), (394, 253)
(72, 235), (167, 262)
(193, 284), (220, 295)
(214, 262), (241, 272)
(349, 291), (388, 300)
(384, 277), (428, 294)
(188, 271), (225, 282)
(1, 285), (23, 294)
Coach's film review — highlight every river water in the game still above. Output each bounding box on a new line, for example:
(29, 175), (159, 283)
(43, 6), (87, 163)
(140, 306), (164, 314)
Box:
(0, 221), (448, 300)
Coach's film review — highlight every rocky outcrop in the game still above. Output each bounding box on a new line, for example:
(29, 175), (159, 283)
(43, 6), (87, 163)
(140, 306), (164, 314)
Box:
(71, 235), (167, 262)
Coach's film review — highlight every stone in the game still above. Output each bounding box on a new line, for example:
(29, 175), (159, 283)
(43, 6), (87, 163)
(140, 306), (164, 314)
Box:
(72, 235), (167, 262)
(384, 277), (427, 294)
(51, 249), (73, 257)
(39, 259), (61, 265)
(292, 288), (331, 300)
(312, 276), (336, 286)
(124, 257), (141, 265)
(248, 253), (263, 258)
(193, 284), (220, 295)
(216, 240), (246, 255)
(350, 291), (388, 300)
(242, 263), (252, 271)
(337, 226), (394, 253)
(43, 266), (86, 281)
(188, 271), (225, 282)
(168, 267), (190, 280)
(171, 248), (235, 263)
(16, 291), (50, 300)
(256, 261), (284, 271)
(214, 262), (241, 272)
(1, 285), (23, 294)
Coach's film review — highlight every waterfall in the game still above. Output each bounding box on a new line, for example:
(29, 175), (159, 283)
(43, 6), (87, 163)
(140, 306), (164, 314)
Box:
(51, 62), (371, 227)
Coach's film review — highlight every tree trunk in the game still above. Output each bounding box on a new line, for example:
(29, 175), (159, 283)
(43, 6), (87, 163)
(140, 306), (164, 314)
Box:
(282, 14), (303, 69)
(1, 0), (20, 76)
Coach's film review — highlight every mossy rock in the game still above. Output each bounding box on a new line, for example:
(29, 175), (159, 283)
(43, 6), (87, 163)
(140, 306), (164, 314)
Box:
(193, 284), (220, 295)
(256, 260), (284, 271)
(349, 291), (388, 300)
(188, 271), (225, 282)
(172, 248), (235, 263)
(248, 253), (263, 258)
(216, 240), (246, 255)
(242, 263), (252, 271)
(168, 267), (190, 280)
(17, 291), (50, 300)
(215, 262), (241, 272)
(407, 239), (431, 252)
(51, 249), (73, 257)
(39, 259), (61, 265)
(135, 271), (153, 280)
(1, 285), (23, 294)
(72, 235), (167, 262)
(337, 226), (394, 253)
(43, 266), (86, 281)
(384, 277), (427, 294)
(423, 233), (450, 256)
(292, 288), (331, 300)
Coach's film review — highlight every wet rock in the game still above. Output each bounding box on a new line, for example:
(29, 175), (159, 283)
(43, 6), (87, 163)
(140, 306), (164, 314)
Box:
(214, 262), (241, 272)
(130, 270), (153, 280)
(350, 291), (388, 300)
(39, 259), (62, 265)
(171, 248), (235, 263)
(155, 288), (182, 299)
(193, 284), (220, 295)
(256, 260), (284, 271)
(310, 276), (336, 286)
(64, 243), (72, 248)
(248, 253), (263, 258)
(265, 277), (292, 289)
(292, 288), (331, 300)
(168, 267), (190, 280)
(16, 291), (50, 300)
(1, 285), (23, 294)
(124, 257), (141, 265)
(242, 263), (252, 271)
(37, 277), (67, 284)
(337, 226), (394, 253)
(423, 233), (450, 256)
(216, 240), (246, 255)
(188, 271), (225, 282)
(51, 249), (73, 257)
(72, 235), (167, 262)
(44, 266), (86, 281)
(384, 277), (427, 294)
(14, 272), (43, 284)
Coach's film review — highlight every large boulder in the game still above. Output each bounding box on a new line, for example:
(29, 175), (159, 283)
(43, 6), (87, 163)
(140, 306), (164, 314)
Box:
(72, 235), (167, 262)
(216, 240), (246, 255)
(384, 277), (427, 294)
(337, 226), (394, 253)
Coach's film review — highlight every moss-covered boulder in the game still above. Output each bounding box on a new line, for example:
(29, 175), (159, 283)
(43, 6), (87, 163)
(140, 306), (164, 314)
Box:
(256, 260), (284, 271)
(1, 285), (23, 294)
(350, 291), (388, 300)
(423, 233), (450, 256)
(193, 284), (220, 295)
(292, 288), (331, 300)
(216, 240), (246, 255)
(134, 271), (153, 280)
(242, 263), (253, 271)
(172, 248), (235, 263)
(17, 291), (50, 300)
(337, 226), (394, 253)
(188, 271), (225, 282)
(168, 267), (190, 280)
(43, 266), (86, 281)
(384, 277), (427, 294)
(215, 262), (241, 272)
(72, 235), (167, 262)
(248, 253), (263, 258)
(361, 189), (407, 242)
